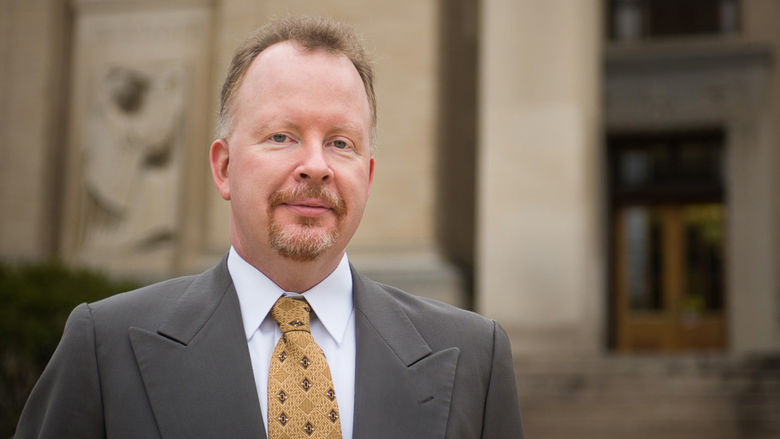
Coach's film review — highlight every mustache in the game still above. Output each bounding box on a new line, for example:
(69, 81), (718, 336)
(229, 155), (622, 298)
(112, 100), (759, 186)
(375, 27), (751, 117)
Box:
(268, 184), (347, 218)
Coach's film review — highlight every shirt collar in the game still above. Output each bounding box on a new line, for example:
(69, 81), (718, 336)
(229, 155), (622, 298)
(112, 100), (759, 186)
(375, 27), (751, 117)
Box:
(228, 247), (353, 344)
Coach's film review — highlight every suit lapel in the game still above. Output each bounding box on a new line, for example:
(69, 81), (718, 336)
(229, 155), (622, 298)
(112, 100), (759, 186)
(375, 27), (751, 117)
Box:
(351, 268), (459, 439)
(129, 258), (266, 439)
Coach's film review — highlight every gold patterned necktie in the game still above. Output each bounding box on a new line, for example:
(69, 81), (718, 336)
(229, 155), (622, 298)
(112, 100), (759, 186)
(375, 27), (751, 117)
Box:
(268, 297), (342, 438)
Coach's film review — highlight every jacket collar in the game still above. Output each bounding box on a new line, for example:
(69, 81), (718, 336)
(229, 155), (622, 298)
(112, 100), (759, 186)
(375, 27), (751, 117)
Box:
(351, 266), (459, 439)
(130, 256), (267, 438)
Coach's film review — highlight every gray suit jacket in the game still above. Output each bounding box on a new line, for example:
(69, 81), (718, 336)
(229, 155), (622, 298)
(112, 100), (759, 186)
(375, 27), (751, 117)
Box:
(16, 257), (523, 438)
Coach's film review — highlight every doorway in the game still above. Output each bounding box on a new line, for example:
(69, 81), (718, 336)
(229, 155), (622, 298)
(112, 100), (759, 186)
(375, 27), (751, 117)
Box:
(608, 130), (727, 352)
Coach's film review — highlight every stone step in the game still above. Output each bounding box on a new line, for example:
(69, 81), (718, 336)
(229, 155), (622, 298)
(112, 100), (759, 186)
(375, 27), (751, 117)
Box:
(514, 354), (780, 439)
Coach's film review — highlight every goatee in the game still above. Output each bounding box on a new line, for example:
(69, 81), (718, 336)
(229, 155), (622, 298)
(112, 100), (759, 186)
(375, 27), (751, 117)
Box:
(267, 184), (346, 261)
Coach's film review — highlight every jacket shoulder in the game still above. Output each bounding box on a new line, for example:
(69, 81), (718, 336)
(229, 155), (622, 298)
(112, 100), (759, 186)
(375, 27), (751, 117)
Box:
(87, 259), (229, 332)
(88, 274), (195, 322)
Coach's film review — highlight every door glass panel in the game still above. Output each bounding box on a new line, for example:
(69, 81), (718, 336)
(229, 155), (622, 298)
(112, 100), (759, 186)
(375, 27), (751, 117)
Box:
(683, 204), (725, 313)
(624, 206), (663, 311)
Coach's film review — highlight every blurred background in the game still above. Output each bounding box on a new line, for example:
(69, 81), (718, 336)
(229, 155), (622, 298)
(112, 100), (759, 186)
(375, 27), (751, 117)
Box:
(1, 0), (779, 437)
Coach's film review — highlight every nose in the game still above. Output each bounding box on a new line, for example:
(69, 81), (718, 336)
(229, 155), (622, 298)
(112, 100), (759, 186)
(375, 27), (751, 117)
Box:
(294, 142), (333, 183)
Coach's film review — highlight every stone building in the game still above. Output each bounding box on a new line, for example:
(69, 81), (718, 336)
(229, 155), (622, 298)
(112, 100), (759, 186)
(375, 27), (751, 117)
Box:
(1, 0), (779, 437)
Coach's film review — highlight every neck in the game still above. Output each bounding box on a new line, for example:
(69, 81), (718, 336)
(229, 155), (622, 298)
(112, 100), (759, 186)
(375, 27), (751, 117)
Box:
(234, 244), (344, 292)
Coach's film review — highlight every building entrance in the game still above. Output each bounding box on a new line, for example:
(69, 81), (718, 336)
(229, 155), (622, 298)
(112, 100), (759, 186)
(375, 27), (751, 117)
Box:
(609, 130), (726, 351)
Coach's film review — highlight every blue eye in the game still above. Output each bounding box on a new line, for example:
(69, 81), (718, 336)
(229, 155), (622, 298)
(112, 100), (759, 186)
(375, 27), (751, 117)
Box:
(271, 134), (288, 143)
(333, 140), (348, 149)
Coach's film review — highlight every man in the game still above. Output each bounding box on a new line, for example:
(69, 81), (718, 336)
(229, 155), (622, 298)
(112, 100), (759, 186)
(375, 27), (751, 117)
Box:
(16, 16), (523, 438)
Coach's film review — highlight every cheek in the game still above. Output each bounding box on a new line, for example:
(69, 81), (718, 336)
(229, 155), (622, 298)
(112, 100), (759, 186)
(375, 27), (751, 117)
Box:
(344, 174), (372, 210)
(231, 171), (271, 213)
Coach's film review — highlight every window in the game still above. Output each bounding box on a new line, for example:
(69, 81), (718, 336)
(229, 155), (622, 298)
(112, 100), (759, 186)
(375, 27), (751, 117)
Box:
(608, 0), (740, 41)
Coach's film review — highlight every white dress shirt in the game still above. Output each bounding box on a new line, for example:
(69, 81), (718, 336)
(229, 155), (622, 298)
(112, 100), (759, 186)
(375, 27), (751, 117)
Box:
(228, 247), (356, 439)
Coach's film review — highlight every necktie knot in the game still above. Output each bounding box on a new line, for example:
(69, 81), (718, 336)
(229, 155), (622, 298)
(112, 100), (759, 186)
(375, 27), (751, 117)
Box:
(271, 297), (312, 334)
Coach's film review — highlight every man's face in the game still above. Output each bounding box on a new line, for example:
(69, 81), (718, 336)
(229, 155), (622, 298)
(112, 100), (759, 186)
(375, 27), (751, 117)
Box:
(211, 42), (374, 265)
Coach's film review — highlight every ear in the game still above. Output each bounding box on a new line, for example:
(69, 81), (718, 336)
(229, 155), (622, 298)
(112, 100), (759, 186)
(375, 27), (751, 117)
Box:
(367, 156), (375, 194)
(210, 138), (231, 200)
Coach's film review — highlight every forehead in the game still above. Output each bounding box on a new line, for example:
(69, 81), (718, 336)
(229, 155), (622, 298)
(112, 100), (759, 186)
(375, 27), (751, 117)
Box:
(233, 42), (371, 125)
(250, 41), (355, 77)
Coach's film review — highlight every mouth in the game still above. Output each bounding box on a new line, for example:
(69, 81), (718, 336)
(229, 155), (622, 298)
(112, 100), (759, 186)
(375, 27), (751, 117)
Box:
(282, 199), (333, 217)
(269, 185), (347, 219)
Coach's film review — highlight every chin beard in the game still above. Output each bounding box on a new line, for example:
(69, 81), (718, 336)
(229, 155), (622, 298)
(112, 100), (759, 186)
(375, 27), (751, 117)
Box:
(266, 184), (346, 261)
(268, 221), (340, 262)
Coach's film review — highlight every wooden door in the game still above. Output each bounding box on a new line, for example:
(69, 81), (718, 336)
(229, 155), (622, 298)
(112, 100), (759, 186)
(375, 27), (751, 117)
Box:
(614, 203), (726, 352)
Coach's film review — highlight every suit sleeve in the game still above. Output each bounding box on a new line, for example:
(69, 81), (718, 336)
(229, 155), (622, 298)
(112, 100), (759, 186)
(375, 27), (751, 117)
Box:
(481, 321), (524, 439)
(15, 303), (106, 439)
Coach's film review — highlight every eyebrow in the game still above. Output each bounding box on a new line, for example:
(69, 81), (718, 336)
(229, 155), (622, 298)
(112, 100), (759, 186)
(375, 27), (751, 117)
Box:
(328, 123), (365, 136)
(250, 120), (295, 135)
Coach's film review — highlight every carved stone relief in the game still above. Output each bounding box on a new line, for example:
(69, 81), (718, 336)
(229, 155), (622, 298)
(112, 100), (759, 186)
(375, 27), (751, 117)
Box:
(59, 1), (215, 277)
(79, 62), (184, 261)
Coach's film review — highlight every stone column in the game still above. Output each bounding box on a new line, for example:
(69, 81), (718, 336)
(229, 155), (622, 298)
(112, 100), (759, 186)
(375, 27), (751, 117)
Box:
(477, 0), (604, 354)
(737, 0), (780, 351)
(0, 0), (69, 261)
